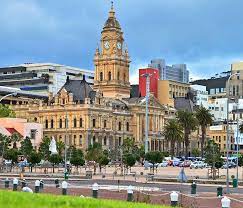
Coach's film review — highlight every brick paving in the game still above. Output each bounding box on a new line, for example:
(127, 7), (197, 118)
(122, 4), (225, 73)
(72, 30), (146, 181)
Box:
(1, 183), (243, 208)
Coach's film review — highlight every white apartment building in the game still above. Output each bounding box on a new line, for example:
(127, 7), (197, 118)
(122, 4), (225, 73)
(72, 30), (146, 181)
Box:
(190, 84), (208, 109)
(0, 63), (94, 96)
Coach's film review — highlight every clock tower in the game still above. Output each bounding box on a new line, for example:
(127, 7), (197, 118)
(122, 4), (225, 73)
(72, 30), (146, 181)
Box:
(93, 3), (131, 98)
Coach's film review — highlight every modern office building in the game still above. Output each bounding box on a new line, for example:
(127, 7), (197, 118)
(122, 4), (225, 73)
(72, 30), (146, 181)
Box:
(190, 71), (230, 99)
(149, 59), (189, 83)
(0, 63), (94, 96)
(157, 80), (190, 107)
(190, 85), (209, 109)
(139, 68), (159, 98)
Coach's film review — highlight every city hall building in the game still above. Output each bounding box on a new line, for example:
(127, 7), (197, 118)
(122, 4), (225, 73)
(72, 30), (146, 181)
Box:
(13, 5), (173, 151)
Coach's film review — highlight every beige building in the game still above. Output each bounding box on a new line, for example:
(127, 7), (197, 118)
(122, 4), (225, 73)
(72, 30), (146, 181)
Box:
(13, 5), (172, 153)
(208, 124), (235, 155)
(157, 80), (190, 107)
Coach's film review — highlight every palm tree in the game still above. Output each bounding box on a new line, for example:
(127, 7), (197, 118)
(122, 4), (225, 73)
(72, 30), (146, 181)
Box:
(177, 110), (198, 158)
(163, 119), (183, 158)
(195, 106), (213, 157)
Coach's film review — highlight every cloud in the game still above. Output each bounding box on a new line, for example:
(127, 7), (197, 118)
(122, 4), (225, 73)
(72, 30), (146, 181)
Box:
(0, 0), (243, 79)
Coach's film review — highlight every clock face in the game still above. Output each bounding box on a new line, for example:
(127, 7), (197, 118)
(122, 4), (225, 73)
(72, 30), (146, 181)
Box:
(104, 41), (110, 49)
(117, 42), (122, 49)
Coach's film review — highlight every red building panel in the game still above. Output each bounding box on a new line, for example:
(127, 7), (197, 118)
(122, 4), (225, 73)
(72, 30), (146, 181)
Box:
(139, 68), (159, 98)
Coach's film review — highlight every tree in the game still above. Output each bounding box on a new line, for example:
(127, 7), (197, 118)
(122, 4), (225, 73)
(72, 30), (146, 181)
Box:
(20, 137), (34, 157)
(28, 151), (42, 172)
(204, 140), (223, 180)
(57, 141), (65, 155)
(123, 153), (136, 172)
(4, 148), (19, 163)
(39, 136), (51, 159)
(145, 151), (164, 173)
(195, 106), (213, 157)
(0, 104), (15, 118)
(11, 132), (21, 149)
(177, 110), (198, 158)
(85, 142), (103, 175)
(0, 134), (11, 157)
(48, 154), (62, 173)
(162, 119), (183, 158)
(98, 153), (109, 173)
(70, 147), (85, 170)
(192, 148), (200, 157)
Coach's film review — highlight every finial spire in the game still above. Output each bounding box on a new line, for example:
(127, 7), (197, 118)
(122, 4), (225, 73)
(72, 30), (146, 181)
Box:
(111, 1), (114, 10)
(109, 1), (115, 17)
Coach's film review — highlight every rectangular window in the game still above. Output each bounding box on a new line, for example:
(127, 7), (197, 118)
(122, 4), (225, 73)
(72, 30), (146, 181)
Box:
(73, 135), (76, 145)
(118, 137), (122, 146)
(93, 119), (96, 127)
(79, 135), (82, 146)
(80, 118), (83, 128)
(104, 120), (107, 128)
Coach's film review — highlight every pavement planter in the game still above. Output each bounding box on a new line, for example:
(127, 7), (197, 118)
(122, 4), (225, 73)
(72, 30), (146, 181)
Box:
(55, 179), (59, 188)
(221, 196), (231, 208)
(127, 185), (133, 202)
(233, 178), (238, 188)
(13, 178), (18, 191)
(62, 181), (68, 195)
(35, 180), (40, 193)
(217, 186), (223, 197)
(170, 191), (179, 207)
(92, 183), (99, 198)
(5, 178), (9, 188)
(191, 182), (197, 194)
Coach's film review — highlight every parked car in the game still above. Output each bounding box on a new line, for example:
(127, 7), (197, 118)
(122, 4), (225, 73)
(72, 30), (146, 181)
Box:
(172, 159), (181, 167)
(158, 161), (168, 167)
(190, 161), (206, 169)
(179, 160), (191, 167)
(222, 162), (236, 169)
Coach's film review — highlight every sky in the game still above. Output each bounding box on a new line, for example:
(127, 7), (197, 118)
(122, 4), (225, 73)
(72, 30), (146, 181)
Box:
(1, 0), (243, 84)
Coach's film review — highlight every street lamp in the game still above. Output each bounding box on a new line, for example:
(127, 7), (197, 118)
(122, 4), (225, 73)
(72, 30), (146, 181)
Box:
(140, 73), (155, 154)
(0, 92), (17, 164)
(0, 92), (17, 102)
(226, 72), (240, 194)
(60, 104), (68, 180)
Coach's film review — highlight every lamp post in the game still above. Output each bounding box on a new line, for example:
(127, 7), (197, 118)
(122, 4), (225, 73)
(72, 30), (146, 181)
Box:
(0, 92), (17, 164)
(235, 102), (239, 186)
(0, 92), (17, 102)
(60, 104), (68, 180)
(140, 73), (154, 154)
(226, 72), (240, 194)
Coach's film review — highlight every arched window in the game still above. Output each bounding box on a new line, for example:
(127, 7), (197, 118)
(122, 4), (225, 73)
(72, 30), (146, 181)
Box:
(73, 135), (76, 145)
(126, 122), (129, 131)
(73, 118), (77, 128)
(80, 118), (83, 128)
(45, 120), (48, 129)
(79, 135), (82, 146)
(117, 72), (120, 80)
(34, 117), (37, 122)
(118, 122), (122, 131)
(93, 136), (96, 144)
(100, 72), (103, 81)
(124, 73), (126, 81)
(104, 136), (107, 146)
(93, 119), (96, 127)
(51, 119), (54, 129)
(108, 71), (112, 81)
(65, 118), (68, 128)
(59, 119), (62, 128)
(104, 120), (107, 128)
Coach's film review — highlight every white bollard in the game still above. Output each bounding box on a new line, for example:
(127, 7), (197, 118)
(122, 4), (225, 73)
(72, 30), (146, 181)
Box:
(221, 196), (231, 208)
(35, 180), (40, 193)
(170, 191), (179, 207)
(92, 183), (99, 198)
(127, 185), (133, 201)
(62, 181), (68, 195)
